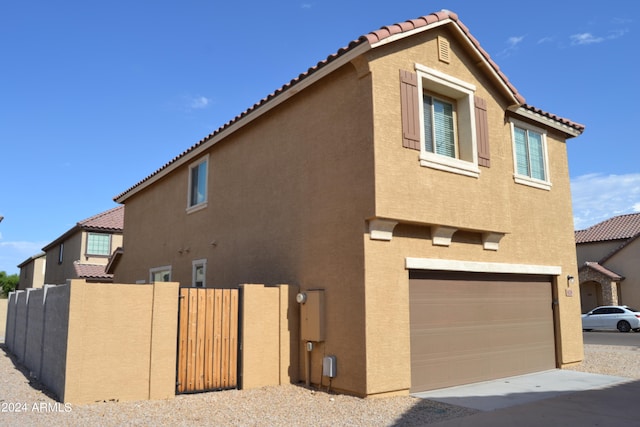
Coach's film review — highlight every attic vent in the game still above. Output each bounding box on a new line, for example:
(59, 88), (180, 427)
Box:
(438, 36), (450, 63)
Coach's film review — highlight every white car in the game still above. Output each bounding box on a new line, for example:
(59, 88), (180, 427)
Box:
(582, 306), (640, 333)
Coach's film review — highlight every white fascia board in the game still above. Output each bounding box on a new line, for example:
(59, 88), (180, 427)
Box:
(117, 43), (372, 203)
(406, 257), (562, 276)
(511, 107), (582, 138)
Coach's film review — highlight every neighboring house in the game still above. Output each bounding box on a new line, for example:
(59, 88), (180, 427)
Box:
(42, 206), (124, 284)
(576, 213), (640, 312)
(112, 11), (584, 396)
(16, 252), (47, 290)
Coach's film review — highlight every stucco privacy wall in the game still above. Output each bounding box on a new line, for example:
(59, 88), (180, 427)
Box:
(4, 280), (179, 404)
(0, 298), (7, 341)
(240, 284), (299, 389)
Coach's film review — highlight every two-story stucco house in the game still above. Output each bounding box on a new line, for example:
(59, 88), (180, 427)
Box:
(576, 213), (640, 312)
(112, 11), (584, 396)
(16, 252), (46, 290)
(42, 206), (124, 284)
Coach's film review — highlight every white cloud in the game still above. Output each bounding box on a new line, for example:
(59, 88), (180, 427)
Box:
(570, 29), (627, 45)
(301, 3), (312, 8)
(507, 36), (524, 47)
(496, 35), (525, 57)
(571, 173), (640, 230)
(537, 36), (554, 44)
(570, 33), (603, 45)
(189, 96), (210, 110)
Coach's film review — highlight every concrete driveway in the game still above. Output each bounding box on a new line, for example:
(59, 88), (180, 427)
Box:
(413, 369), (638, 426)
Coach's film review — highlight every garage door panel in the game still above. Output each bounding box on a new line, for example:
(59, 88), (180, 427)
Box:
(409, 272), (555, 392)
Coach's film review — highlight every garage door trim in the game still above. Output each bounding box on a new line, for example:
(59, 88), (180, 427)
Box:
(406, 257), (562, 276)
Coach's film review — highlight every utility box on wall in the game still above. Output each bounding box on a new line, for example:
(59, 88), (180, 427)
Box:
(300, 289), (325, 342)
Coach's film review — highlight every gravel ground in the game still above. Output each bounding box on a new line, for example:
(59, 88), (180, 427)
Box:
(0, 343), (637, 427)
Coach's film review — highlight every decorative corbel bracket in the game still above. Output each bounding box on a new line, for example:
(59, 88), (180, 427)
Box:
(431, 226), (458, 246)
(369, 219), (398, 241)
(482, 232), (505, 251)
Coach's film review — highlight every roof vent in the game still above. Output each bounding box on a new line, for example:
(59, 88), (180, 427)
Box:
(438, 36), (450, 64)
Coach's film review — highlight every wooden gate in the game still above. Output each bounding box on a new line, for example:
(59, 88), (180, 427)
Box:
(176, 288), (239, 393)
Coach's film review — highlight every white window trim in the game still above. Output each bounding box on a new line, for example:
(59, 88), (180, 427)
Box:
(192, 259), (206, 288)
(509, 118), (552, 191)
(149, 265), (172, 283)
(415, 63), (480, 178)
(186, 154), (209, 213)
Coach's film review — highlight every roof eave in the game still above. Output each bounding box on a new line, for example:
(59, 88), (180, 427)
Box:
(115, 41), (372, 203)
(510, 106), (584, 138)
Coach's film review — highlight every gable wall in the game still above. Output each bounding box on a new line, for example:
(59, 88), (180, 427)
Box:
(360, 25), (582, 394)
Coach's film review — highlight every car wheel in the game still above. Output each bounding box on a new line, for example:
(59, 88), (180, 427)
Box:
(634, 328), (640, 332)
(617, 321), (631, 333)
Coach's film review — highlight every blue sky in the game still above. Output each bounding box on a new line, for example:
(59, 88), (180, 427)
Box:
(1, 1), (639, 275)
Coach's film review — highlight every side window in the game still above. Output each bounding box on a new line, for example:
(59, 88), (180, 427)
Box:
(400, 66), (488, 178)
(510, 119), (551, 190)
(192, 259), (206, 288)
(150, 266), (172, 283)
(592, 308), (607, 315)
(187, 155), (209, 211)
(611, 308), (625, 314)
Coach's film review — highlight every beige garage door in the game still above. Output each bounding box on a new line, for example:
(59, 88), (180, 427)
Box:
(409, 271), (556, 393)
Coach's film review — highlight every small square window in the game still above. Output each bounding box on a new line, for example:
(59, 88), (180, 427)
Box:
(86, 233), (111, 256)
(150, 266), (172, 283)
(192, 259), (206, 287)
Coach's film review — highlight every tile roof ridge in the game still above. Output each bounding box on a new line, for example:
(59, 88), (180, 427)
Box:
(78, 205), (124, 229)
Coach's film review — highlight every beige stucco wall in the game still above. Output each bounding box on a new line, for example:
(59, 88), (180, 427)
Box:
(241, 284), (299, 389)
(17, 255), (46, 290)
(114, 22), (582, 397)
(604, 238), (640, 309)
(576, 240), (622, 266)
(0, 298), (7, 341)
(4, 280), (178, 403)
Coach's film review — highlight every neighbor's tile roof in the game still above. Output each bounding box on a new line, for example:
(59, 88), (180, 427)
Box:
(114, 10), (584, 202)
(74, 262), (113, 280)
(79, 205), (124, 231)
(580, 262), (623, 280)
(575, 213), (640, 244)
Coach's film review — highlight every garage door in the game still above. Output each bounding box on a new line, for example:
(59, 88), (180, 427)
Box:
(409, 270), (556, 392)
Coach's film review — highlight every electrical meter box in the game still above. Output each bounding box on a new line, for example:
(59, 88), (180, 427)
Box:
(300, 289), (325, 342)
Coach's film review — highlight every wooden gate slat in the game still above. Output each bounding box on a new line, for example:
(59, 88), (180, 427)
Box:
(204, 289), (215, 389)
(177, 288), (189, 393)
(177, 288), (238, 394)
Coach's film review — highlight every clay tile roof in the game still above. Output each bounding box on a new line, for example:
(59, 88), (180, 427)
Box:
(73, 262), (113, 280)
(580, 262), (623, 280)
(522, 104), (585, 134)
(575, 213), (640, 244)
(114, 10), (579, 202)
(79, 205), (124, 231)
